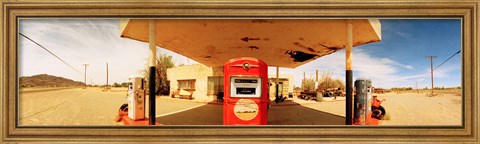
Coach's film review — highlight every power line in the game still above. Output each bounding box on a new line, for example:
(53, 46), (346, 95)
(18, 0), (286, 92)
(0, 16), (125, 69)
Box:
(434, 50), (461, 71)
(19, 33), (83, 75)
(418, 50), (461, 83)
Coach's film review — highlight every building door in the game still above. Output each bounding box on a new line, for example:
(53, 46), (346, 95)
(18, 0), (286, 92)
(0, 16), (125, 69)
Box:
(269, 82), (275, 99)
(276, 82), (283, 98)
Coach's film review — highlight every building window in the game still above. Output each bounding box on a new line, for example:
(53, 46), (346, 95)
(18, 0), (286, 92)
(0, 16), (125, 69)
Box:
(178, 79), (195, 91)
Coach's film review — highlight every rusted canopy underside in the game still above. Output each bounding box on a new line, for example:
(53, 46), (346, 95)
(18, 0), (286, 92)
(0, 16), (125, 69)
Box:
(120, 19), (381, 68)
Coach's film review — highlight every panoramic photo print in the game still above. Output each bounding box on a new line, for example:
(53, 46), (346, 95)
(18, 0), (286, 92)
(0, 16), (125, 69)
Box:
(18, 19), (461, 126)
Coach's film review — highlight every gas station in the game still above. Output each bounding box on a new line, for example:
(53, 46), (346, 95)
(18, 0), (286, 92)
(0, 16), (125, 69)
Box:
(118, 19), (382, 125)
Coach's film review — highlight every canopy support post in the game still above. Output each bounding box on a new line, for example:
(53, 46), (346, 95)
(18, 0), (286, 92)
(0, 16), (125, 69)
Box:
(148, 19), (157, 125)
(275, 66), (279, 100)
(346, 19), (353, 125)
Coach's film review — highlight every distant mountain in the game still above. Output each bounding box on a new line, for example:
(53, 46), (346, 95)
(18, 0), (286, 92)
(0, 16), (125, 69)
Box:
(19, 74), (85, 87)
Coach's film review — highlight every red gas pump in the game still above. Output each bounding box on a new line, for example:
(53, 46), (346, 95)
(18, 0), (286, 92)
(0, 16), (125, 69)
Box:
(223, 57), (269, 125)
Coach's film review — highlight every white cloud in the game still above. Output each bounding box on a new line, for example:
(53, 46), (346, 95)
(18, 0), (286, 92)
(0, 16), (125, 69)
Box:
(379, 58), (414, 70)
(432, 65), (460, 79)
(19, 19), (459, 89)
(271, 48), (428, 89)
(404, 65), (414, 70)
(19, 19), (201, 85)
(20, 20), (149, 84)
(394, 31), (414, 40)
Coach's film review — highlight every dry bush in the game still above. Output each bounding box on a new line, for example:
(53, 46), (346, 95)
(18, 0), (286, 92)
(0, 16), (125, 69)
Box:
(301, 71), (345, 92)
(301, 78), (316, 92)
(317, 71), (345, 91)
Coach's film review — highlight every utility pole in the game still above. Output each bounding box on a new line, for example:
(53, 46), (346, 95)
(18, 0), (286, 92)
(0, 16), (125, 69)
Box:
(425, 56), (437, 96)
(106, 63), (109, 87)
(302, 72), (306, 91)
(83, 64), (89, 88)
(416, 81), (419, 93)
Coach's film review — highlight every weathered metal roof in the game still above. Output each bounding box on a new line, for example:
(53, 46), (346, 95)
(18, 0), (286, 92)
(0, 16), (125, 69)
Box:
(120, 19), (381, 68)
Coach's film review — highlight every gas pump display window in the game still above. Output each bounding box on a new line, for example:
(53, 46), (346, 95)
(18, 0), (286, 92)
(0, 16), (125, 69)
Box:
(236, 88), (256, 95)
(230, 77), (261, 98)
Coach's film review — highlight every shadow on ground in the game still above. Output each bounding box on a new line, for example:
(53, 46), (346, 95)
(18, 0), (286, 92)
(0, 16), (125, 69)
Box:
(268, 104), (345, 125)
(155, 100), (345, 125)
(155, 104), (223, 125)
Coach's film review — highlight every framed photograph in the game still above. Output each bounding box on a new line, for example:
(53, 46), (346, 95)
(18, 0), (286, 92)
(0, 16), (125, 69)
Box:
(1, 0), (478, 143)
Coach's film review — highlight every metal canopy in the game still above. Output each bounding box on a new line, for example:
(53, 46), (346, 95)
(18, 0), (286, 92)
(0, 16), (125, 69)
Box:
(120, 19), (381, 68)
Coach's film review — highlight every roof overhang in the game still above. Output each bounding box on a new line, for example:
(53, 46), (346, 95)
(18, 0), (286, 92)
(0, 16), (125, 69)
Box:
(120, 19), (381, 68)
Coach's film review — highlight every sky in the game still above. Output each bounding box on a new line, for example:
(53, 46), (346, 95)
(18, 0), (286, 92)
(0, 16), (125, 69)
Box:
(18, 19), (462, 89)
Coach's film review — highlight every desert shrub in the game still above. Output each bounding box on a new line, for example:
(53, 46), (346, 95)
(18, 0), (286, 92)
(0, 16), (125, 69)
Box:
(144, 53), (175, 95)
(301, 71), (345, 92)
(302, 78), (316, 92)
(317, 71), (345, 91)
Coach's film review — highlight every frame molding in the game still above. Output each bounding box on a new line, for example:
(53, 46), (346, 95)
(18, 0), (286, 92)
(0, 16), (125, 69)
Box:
(1, 0), (478, 143)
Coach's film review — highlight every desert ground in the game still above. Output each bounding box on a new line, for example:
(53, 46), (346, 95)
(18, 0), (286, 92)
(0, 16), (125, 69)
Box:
(300, 90), (462, 126)
(18, 87), (462, 126)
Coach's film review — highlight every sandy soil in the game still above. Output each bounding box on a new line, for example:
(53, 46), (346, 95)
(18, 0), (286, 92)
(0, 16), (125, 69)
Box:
(18, 88), (462, 126)
(376, 92), (462, 126)
(19, 87), (126, 125)
(301, 91), (462, 126)
(18, 87), (205, 126)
